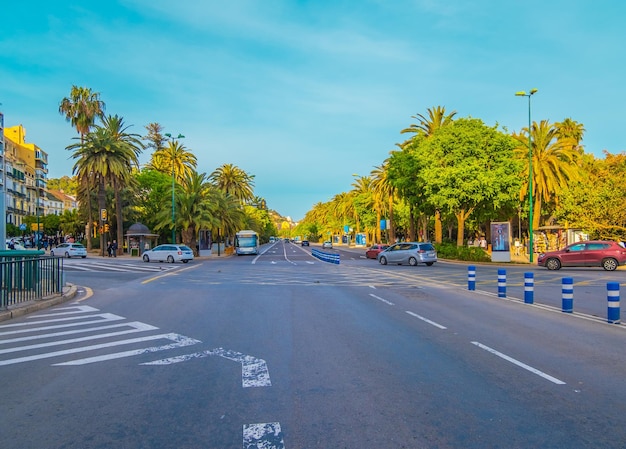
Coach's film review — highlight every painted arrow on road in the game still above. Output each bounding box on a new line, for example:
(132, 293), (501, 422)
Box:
(141, 347), (271, 387)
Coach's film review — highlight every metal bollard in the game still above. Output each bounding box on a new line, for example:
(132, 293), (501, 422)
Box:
(524, 272), (534, 304)
(468, 265), (476, 291)
(561, 277), (573, 313)
(497, 269), (506, 298)
(607, 282), (620, 324)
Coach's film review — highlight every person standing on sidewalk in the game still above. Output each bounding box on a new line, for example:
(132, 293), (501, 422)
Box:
(112, 240), (118, 257)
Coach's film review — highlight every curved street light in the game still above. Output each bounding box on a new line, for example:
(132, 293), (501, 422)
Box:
(164, 133), (185, 244)
(515, 88), (538, 262)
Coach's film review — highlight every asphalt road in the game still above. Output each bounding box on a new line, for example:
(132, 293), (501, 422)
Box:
(1, 241), (626, 448)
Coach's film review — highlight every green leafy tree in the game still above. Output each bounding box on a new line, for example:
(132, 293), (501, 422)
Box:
(556, 151), (626, 240)
(418, 117), (522, 246)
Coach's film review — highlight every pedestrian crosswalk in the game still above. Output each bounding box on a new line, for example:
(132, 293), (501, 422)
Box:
(0, 305), (201, 366)
(62, 259), (181, 273)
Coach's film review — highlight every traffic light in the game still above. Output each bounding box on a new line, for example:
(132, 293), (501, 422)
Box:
(100, 209), (108, 221)
(103, 224), (110, 233)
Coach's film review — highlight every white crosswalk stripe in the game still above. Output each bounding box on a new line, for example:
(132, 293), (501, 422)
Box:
(62, 259), (180, 273)
(0, 305), (201, 366)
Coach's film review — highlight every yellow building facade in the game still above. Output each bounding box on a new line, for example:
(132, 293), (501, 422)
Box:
(3, 125), (48, 227)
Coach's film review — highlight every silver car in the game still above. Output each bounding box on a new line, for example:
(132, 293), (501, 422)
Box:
(377, 242), (437, 266)
(50, 242), (87, 258)
(142, 244), (194, 263)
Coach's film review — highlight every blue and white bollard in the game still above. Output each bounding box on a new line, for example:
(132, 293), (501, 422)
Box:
(497, 269), (506, 298)
(562, 277), (573, 313)
(607, 282), (620, 324)
(524, 272), (534, 304)
(468, 265), (476, 291)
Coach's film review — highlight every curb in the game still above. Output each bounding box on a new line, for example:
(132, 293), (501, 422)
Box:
(0, 284), (79, 323)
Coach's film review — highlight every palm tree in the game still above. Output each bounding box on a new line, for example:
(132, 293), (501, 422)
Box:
(400, 106), (457, 145)
(59, 86), (106, 250)
(555, 118), (585, 154)
(99, 115), (144, 254)
(59, 86), (106, 140)
(67, 115), (143, 256)
(513, 119), (580, 231)
(371, 161), (396, 243)
(150, 140), (197, 182)
(210, 163), (255, 204)
(174, 172), (221, 254)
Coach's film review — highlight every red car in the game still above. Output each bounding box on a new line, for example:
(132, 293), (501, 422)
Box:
(537, 240), (626, 271)
(365, 244), (389, 259)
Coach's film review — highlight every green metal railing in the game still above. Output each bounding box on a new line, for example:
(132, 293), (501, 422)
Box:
(0, 254), (64, 310)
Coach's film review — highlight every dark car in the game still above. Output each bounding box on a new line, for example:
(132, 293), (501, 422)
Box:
(365, 244), (389, 259)
(301, 240), (310, 246)
(537, 240), (626, 271)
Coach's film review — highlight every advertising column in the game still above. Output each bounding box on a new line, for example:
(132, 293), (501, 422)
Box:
(490, 221), (511, 262)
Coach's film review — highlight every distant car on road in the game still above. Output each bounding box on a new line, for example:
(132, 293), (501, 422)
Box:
(365, 244), (389, 259)
(377, 242), (437, 266)
(142, 244), (194, 263)
(301, 240), (310, 246)
(51, 243), (87, 258)
(322, 241), (333, 249)
(537, 240), (626, 271)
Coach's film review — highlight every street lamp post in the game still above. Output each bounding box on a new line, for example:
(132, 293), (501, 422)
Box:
(164, 133), (184, 244)
(515, 88), (538, 262)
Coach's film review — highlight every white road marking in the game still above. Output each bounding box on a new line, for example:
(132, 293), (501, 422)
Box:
(29, 305), (99, 317)
(0, 313), (125, 333)
(369, 293), (394, 306)
(243, 422), (285, 449)
(0, 322), (158, 355)
(141, 347), (272, 388)
(471, 341), (566, 385)
(51, 334), (201, 366)
(0, 321), (155, 344)
(405, 311), (447, 329)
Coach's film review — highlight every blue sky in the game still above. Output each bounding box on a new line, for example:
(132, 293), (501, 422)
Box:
(2, 1), (625, 221)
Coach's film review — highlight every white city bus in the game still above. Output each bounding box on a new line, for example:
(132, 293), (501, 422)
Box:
(235, 230), (260, 255)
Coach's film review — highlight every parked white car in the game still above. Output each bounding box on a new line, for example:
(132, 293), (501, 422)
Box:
(142, 244), (194, 263)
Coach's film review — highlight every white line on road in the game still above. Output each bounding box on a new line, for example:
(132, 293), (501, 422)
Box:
(405, 311), (447, 329)
(51, 334), (201, 366)
(0, 313), (125, 333)
(471, 341), (566, 385)
(0, 321), (156, 344)
(369, 293), (394, 306)
(141, 347), (272, 388)
(243, 422), (285, 449)
(0, 322), (158, 355)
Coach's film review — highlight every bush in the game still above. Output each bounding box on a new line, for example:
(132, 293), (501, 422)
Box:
(434, 242), (491, 262)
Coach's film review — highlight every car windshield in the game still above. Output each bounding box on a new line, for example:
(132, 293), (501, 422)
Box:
(179, 246), (193, 251)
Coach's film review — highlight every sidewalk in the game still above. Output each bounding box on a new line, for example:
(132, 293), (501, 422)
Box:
(0, 284), (78, 323)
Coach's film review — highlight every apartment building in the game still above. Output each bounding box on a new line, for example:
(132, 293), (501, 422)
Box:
(2, 124), (48, 228)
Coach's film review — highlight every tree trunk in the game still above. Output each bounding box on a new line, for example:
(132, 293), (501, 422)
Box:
(85, 178), (93, 251)
(97, 177), (107, 257)
(455, 208), (474, 246)
(408, 205), (416, 241)
(434, 210), (442, 244)
(114, 178), (124, 256)
(388, 193), (396, 243)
